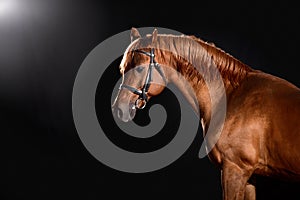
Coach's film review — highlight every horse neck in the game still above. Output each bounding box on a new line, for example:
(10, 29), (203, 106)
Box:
(159, 35), (252, 127)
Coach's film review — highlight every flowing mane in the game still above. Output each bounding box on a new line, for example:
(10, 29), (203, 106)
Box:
(122, 34), (254, 87)
(187, 35), (254, 86)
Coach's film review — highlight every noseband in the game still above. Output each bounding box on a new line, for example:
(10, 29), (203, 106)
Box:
(119, 48), (166, 109)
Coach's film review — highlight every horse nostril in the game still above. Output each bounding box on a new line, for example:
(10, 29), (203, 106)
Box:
(117, 108), (123, 119)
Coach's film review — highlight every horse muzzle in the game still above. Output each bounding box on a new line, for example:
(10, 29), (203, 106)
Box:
(112, 102), (136, 122)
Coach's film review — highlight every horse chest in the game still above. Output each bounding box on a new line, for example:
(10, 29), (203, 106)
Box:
(206, 118), (262, 170)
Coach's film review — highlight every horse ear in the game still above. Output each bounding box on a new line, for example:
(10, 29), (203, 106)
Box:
(130, 27), (141, 42)
(152, 28), (158, 44)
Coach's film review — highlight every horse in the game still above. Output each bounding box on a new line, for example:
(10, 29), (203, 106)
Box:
(112, 28), (300, 200)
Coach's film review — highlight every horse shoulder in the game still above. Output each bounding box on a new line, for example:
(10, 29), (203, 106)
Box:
(225, 72), (300, 179)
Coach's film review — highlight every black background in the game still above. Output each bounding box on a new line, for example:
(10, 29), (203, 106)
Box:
(2, 0), (300, 199)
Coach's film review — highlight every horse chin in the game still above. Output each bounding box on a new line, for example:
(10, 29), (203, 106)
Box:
(120, 109), (136, 122)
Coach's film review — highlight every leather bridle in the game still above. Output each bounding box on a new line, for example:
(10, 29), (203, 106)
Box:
(119, 48), (166, 109)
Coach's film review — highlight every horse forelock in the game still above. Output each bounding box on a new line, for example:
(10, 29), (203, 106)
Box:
(119, 39), (140, 73)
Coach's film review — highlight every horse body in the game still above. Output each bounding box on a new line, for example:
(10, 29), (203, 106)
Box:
(213, 71), (300, 171)
(226, 72), (300, 179)
(113, 28), (300, 200)
(207, 71), (300, 199)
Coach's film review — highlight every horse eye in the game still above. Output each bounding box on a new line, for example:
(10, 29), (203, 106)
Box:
(135, 66), (144, 73)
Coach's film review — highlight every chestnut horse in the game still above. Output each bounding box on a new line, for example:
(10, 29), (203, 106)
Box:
(112, 28), (300, 200)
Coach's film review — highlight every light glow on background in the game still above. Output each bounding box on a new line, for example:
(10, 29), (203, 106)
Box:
(0, 0), (19, 17)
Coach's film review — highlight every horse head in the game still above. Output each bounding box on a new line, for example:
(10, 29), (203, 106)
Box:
(112, 28), (168, 122)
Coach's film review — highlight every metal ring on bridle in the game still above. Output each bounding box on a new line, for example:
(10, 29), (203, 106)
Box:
(135, 98), (147, 109)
